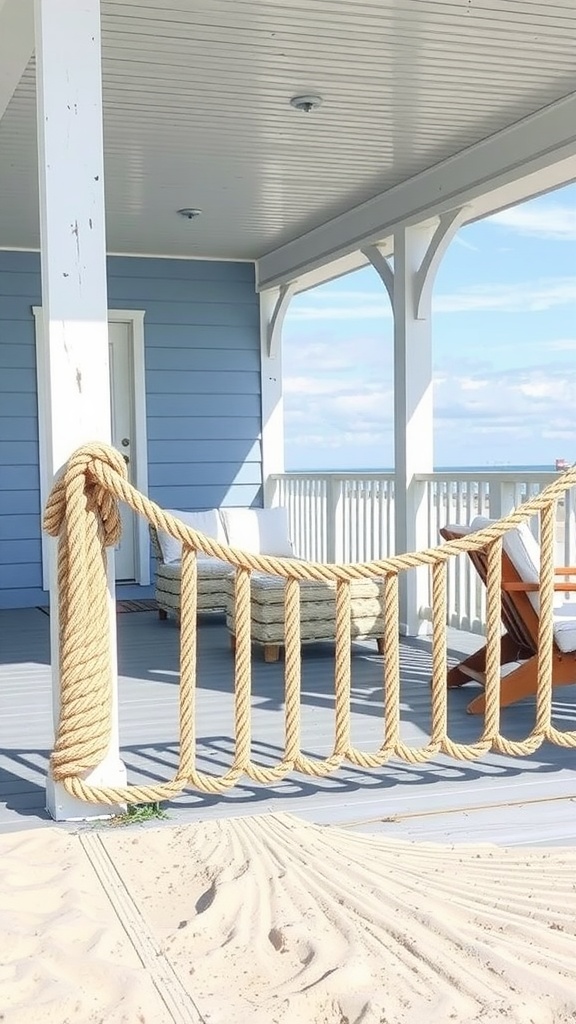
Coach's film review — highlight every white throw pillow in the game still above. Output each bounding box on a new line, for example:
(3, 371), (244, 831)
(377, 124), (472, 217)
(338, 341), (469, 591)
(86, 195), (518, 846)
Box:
(220, 506), (294, 557)
(157, 509), (225, 564)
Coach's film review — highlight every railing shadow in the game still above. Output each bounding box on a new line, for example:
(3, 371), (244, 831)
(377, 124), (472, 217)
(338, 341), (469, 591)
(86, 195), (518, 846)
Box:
(3, 610), (576, 827)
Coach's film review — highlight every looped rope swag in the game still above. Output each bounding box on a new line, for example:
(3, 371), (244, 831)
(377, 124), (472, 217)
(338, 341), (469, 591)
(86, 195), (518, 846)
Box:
(44, 444), (576, 805)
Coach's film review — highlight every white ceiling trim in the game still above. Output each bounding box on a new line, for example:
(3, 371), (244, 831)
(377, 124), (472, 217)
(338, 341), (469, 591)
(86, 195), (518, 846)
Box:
(257, 90), (576, 291)
(0, 0), (34, 122)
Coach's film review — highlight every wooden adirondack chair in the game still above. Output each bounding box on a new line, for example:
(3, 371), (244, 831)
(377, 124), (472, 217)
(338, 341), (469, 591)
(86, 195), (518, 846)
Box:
(440, 518), (576, 714)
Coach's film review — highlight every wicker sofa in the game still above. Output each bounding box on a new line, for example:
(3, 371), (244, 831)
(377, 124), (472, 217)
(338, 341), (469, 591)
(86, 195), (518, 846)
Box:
(150, 506), (294, 621)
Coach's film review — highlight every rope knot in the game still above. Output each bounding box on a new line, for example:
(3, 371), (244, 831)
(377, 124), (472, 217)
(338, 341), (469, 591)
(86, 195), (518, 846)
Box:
(43, 442), (127, 547)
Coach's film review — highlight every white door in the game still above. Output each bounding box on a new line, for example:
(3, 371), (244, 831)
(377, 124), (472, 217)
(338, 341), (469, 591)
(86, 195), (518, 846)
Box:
(109, 321), (136, 581)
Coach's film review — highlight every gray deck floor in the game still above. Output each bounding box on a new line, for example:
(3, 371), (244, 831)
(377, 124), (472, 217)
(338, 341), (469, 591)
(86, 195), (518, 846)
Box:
(2, 607), (576, 845)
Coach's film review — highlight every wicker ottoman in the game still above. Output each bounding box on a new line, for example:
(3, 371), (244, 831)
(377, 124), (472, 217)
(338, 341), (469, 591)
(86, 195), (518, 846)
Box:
(154, 556), (235, 619)
(225, 572), (386, 662)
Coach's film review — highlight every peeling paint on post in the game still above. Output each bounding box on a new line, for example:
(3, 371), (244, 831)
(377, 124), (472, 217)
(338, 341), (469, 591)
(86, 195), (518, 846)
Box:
(34, 0), (127, 820)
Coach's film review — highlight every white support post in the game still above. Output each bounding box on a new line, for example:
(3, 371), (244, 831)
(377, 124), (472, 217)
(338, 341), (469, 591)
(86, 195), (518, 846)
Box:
(392, 225), (435, 635)
(35, 0), (126, 819)
(488, 481), (517, 520)
(367, 217), (464, 634)
(326, 477), (345, 563)
(260, 288), (286, 507)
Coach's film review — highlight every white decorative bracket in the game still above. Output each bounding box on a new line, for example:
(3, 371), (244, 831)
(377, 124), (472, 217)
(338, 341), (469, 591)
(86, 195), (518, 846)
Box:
(363, 208), (468, 319)
(361, 244), (394, 304)
(414, 207), (468, 319)
(267, 282), (296, 358)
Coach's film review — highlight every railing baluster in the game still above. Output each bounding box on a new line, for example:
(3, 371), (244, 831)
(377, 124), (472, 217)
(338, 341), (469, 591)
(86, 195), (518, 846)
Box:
(269, 468), (562, 631)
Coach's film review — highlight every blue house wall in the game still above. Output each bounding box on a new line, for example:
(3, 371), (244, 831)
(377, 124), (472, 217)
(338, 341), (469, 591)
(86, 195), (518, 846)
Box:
(0, 251), (262, 609)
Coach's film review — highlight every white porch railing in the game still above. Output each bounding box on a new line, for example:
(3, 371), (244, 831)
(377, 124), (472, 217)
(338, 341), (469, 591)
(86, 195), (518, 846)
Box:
(270, 470), (576, 635)
(271, 472), (395, 563)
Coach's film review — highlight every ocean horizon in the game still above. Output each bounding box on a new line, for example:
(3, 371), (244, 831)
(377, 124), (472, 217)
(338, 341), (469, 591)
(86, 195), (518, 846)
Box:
(287, 464), (563, 474)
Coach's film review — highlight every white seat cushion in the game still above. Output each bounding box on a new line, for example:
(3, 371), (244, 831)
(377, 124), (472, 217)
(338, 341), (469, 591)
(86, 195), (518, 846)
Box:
(469, 516), (576, 655)
(551, 602), (576, 654)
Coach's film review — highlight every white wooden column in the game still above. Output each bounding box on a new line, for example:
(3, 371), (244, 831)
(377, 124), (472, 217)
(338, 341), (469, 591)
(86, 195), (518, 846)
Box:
(260, 287), (290, 507)
(391, 225), (435, 635)
(35, 0), (126, 819)
(365, 211), (465, 634)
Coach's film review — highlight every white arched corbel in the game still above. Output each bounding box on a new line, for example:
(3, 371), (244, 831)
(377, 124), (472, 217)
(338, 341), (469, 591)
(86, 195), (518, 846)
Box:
(414, 207), (468, 319)
(361, 244), (394, 304)
(267, 282), (296, 358)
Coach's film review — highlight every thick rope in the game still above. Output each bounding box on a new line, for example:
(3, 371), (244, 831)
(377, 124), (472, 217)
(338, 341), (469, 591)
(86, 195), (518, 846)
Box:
(43, 443), (576, 804)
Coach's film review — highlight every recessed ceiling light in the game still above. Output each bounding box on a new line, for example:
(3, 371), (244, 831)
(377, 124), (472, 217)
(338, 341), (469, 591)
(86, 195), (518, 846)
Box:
(178, 208), (202, 219)
(290, 94), (323, 113)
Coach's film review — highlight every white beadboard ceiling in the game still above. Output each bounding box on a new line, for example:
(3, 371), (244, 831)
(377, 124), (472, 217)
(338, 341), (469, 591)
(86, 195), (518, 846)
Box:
(0, 0), (576, 260)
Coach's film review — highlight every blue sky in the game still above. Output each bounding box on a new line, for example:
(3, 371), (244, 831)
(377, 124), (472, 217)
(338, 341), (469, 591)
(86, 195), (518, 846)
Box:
(282, 182), (576, 470)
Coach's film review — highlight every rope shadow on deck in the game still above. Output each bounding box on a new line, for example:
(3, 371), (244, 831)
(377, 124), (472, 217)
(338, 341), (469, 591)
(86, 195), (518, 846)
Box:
(42, 444), (576, 806)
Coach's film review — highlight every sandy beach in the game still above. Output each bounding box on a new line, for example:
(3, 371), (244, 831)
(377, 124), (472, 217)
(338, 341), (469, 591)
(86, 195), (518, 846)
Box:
(2, 812), (576, 1024)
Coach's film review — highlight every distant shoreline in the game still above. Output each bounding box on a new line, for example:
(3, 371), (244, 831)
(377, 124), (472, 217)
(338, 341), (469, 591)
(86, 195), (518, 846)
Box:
(286, 464), (559, 474)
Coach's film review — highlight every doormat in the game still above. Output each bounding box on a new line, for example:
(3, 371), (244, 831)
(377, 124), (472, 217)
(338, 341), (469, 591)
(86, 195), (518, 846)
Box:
(37, 600), (158, 616)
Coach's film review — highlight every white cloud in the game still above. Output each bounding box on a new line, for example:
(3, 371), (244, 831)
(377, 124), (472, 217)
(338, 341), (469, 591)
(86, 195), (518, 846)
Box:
(459, 377), (489, 392)
(434, 278), (576, 314)
(453, 235), (479, 252)
(283, 250), (576, 467)
(548, 339), (576, 352)
(517, 380), (559, 400)
(332, 391), (393, 417)
(289, 300), (392, 322)
(488, 205), (576, 241)
(288, 278), (576, 322)
(283, 375), (352, 396)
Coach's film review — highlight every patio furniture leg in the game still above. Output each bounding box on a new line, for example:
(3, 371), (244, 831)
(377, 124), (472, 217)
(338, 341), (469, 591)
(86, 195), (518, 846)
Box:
(466, 651), (576, 715)
(230, 634), (236, 652)
(376, 637), (385, 655)
(158, 608), (167, 620)
(264, 644), (281, 663)
(447, 632), (524, 688)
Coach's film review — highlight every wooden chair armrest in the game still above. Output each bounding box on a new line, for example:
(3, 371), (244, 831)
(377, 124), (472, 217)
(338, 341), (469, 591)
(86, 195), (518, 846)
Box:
(555, 567), (576, 575)
(503, 581), (576, 592)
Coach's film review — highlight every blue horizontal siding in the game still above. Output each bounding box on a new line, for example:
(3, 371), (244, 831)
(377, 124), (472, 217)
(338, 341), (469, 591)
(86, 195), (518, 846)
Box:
(0, 418), (38, 442)
(0, 338), (36, 367)
(0, 276), (41, 298)
(148, 440), (261, 464)
(0, 251), (262, 609)
(0, 368), (37, 392)
(149, 370), (260, 395)
(108, 256), (254, 283)
(0, 466), (38, 489)
(126, 302), (260, 328)
(108, 277), (256, 305)
(0, 395), (37, 417)
(0, 441), (39, 465)
(145, 324), (259, 350)
(145, 347), (260, 373)
(150, 462), (261, 488)
(152, 484), (262, 511)
(0, 587), (46, 609)
(0, 298), (41, 321)
(147, 395), (260, 418)
(0, 490), (40, 514)
(0, 322), (39, 345)
(148, 417), (261, 441)
(0, 514), (40, 540)
(1, 562), (42, 588)
(0, 539), (42, 564)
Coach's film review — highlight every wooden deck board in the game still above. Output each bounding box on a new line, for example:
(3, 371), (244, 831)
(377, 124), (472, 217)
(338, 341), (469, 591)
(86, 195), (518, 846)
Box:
(1, 607), (576, 843)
